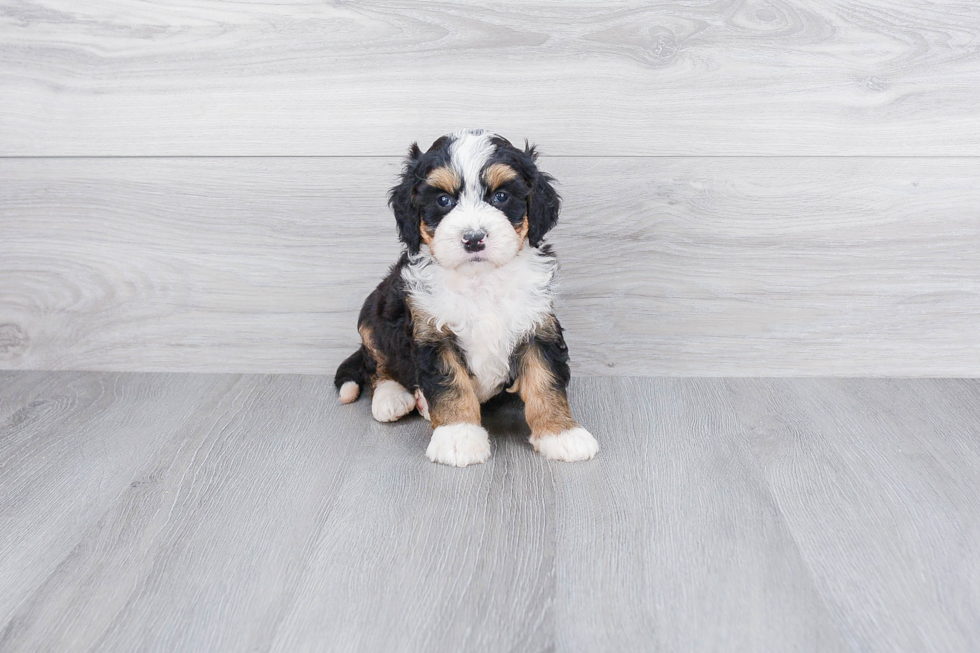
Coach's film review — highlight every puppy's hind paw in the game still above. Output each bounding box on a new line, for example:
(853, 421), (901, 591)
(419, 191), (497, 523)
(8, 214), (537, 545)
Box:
(338, 381), (360, 404)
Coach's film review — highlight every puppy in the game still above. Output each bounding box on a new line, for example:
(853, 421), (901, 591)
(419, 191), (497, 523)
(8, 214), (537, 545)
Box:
(334, 129), (598, 467)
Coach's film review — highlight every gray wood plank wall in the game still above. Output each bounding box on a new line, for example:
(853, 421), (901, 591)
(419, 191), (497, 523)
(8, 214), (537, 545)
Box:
(2, 1), (978, 156)
(1, 1), (978, 375)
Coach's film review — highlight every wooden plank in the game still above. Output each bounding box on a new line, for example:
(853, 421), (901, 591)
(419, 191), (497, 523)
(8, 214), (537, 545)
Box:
(0, 371), (226, 632)
(724, 378), (980, 652)
(0, 372), (555, 652)
(0, 373), (370, 651)
(2, 373), (980, 650)
(1, 1), (978, 156)
(3, 156), (978, 376)
(267, 391), (556, 653)
(553, 377), (847, 652)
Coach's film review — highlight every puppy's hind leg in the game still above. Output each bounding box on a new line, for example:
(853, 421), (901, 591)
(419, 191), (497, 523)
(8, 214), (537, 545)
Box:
(371, 379), (417, 423)
(356, 323), (415, 422)
(335, 347), (368, 404)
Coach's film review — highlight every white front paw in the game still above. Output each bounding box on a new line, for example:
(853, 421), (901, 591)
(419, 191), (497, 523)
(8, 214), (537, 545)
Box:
(533, 427), (599, 462)
(372, 380), (416, 423)
(426, 423), (491, 467)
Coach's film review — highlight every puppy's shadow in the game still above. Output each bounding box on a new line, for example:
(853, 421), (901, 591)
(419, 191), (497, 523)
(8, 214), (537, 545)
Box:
(480, 392), (531, 442)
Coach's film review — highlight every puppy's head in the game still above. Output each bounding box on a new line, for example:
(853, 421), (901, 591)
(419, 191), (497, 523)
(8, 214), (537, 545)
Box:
(388, 129), (560, 271)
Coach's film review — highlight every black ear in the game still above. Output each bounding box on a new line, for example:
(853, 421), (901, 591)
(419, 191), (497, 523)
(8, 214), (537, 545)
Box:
(523, 143), (561, 247)
(388, 142), (423, 254)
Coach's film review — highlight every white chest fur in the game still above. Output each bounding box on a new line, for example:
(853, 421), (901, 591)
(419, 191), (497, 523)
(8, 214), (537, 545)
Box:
(403, 247), (557, 402)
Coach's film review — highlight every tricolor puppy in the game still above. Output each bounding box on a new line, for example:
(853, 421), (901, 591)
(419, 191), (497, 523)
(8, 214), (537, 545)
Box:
(335, 129), (598, 467)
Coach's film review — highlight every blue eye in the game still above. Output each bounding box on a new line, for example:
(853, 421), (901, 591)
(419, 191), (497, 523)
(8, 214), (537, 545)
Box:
(437, 194), (454, 208)
(492, 191), (508, 204)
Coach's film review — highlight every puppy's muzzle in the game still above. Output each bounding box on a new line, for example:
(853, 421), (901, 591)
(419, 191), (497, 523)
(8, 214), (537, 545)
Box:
(462, 230), (487, 253)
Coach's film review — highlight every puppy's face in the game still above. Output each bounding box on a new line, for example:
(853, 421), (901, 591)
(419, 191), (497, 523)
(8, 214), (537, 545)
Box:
(389, 129), (560, 272)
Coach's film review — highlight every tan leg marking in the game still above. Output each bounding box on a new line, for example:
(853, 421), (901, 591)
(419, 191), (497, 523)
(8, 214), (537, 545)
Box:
(409, 303), (481, 427)
(429, 346), (481, 428)
(359, 324), (391, 385)
(511, 343), (578, 439)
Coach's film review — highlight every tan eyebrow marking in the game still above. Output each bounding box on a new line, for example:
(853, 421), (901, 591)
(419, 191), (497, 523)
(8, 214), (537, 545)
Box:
(425, 166), (461, 193)
(484, 163), (518, 190)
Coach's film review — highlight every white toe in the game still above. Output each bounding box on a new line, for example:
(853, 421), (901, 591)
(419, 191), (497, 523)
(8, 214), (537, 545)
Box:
(338, 381), (360, 404)
(533, 427), (599, 462)
(371, 380), (416, 422)
(415, 388), (430, 422)
(426, 423), (491, 467)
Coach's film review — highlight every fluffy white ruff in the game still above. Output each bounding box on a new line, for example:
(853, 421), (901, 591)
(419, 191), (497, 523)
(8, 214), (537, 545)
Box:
(403, 246), (556, 402)
(426, 423), (492, 467)
(533, 427), (599, 462)
(371, 379), (416, 423)
(338, 381), (360, 404)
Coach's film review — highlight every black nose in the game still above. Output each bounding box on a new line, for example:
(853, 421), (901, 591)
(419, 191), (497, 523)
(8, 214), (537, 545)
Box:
(462, 230), (486, 253)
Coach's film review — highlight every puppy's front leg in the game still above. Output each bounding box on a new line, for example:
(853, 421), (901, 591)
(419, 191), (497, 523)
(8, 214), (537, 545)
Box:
(511, 332), (599, 462)
(417, 343), (491, 467)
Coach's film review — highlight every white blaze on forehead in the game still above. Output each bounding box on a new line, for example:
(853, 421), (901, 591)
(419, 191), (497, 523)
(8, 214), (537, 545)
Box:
(449, 129), (496, 203)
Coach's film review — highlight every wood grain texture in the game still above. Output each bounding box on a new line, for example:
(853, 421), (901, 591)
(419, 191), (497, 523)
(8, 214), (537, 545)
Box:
(2, 372), (980, 651)
(2, 156), (978, 376)
(724, 378), (980, 652)
(0, 372), (377, 651)
(1, 1), (979, 156)
(0, 371), (227, 633)
(554, 377), (846, 652)
(267, 393), (554, 653)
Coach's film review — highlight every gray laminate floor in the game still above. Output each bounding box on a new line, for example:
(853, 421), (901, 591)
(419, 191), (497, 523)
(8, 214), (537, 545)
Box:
(1, 372), (978, 652)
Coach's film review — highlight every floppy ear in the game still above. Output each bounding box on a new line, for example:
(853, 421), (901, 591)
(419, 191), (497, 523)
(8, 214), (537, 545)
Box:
(523, 144), (561, 247)
(388, 142), (423, 254)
